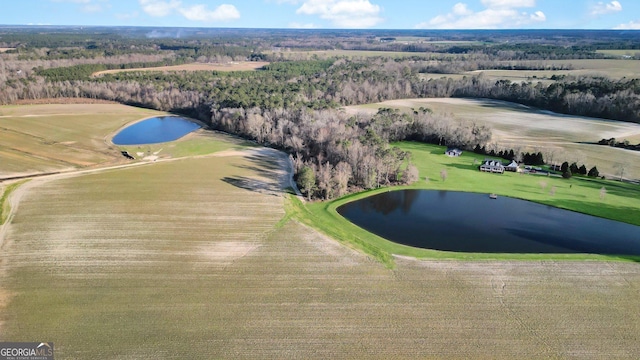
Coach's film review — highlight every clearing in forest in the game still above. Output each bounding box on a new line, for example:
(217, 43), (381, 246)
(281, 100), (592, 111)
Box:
(346, 98), (640, 179)
(91, 61), (269, 77)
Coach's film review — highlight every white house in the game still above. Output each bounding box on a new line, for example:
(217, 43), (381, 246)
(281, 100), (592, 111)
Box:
(480, 159), (505, 174)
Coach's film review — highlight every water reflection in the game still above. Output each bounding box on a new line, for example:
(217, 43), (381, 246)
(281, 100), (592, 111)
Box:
(337, 190), (640, 255)
(113, 116), (201, 145)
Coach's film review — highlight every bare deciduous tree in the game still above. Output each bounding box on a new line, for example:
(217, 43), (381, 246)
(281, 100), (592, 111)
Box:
(440, 169), (448, 182)
(403, 164), (420, 184)
(539, 181), (548, 191)
(614, 162), (627, 181)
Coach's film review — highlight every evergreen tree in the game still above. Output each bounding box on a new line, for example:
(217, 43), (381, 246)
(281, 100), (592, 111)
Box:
(297, 166), (316, 200)
(578, 164), (587, 175)
(588, 166), (599, 177)
(569, 162), (579, 174)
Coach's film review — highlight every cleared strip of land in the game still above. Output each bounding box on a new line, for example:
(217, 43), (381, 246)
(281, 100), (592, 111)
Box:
(92, 61), (269, 77)
(1, 149), (639, 358)
(464, 59), (640, 80)
(346, 98), (640, 179)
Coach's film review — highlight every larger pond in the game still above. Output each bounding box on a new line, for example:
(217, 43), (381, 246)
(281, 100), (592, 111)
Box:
(337, 190), (640, 255)
(112, 116), (201, 145)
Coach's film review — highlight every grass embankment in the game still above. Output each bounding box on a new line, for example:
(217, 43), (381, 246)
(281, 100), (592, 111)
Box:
(290, 142), (640, 267)
(117, 130), (256, 158)
(0, 181), (25, 224)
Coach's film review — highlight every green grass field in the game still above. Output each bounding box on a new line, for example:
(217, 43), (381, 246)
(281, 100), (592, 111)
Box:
(291, 142), (640, 267)
(346, 98), (640, 180)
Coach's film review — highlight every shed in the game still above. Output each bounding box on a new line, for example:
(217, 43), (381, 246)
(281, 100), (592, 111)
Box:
(445, 148), (463, 157)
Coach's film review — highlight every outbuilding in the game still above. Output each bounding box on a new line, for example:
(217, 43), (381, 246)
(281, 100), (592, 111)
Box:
(505, 160), (519, 172)
(445, 148), (463, 157)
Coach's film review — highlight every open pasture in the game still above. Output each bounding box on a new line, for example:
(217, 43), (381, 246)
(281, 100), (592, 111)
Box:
(596, 49), (640, 58)
(92, 61), (269, 77)
(267, 49), (447, 60)
(0, 104), (162, 178)
(1, 147), (640, 358)
(465, 59), (640, 80)
(346, 98), (640, 179)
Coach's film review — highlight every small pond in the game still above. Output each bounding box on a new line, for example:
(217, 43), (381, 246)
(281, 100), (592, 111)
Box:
(112, 116), (201, 145)
(337, 190), (640, 255)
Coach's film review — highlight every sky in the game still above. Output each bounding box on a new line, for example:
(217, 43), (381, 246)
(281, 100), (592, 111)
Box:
(1, 0), (640, 30)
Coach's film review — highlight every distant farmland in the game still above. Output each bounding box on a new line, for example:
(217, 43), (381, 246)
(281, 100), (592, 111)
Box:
(92, 61), (269, 77)
(346, 98), (640, 180)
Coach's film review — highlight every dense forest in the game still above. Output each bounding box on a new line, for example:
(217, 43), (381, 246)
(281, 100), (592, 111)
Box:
(1, 27), (639, 198)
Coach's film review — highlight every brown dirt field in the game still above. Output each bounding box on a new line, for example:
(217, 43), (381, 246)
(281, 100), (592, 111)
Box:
(92, 61), (269, 77)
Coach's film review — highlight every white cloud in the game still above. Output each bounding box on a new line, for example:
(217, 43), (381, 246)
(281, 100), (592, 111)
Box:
(614, 20), (640, 29)
(82, 4), (105, 12)
(139, 0), (240, 22)
(590, 1), (622, 16)
(116, 11), (140, 20)
(452, 3), (473, 16)
(295, 0), (383, 28)
(416, 1), (545, 29)
(179, 4), (240, 22)
(51, 0), (110, 13)
(480, 0), (535, 8)
(140, 0), (180, 17)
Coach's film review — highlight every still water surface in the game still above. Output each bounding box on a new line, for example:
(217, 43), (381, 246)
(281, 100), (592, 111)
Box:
(337, 190), (640, 255)
(112, 116), (201, 145)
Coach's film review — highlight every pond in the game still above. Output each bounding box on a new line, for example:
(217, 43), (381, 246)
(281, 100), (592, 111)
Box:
(112, 116), (201, 145)
(337, 190), (640, 255)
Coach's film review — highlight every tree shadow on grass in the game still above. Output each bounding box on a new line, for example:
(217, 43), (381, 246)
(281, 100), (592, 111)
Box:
(222, 176), (282, 197)
(224, 150), (289, 196)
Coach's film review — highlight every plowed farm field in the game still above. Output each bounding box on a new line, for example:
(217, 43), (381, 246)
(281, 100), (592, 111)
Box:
(1, 148), (639, 358)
